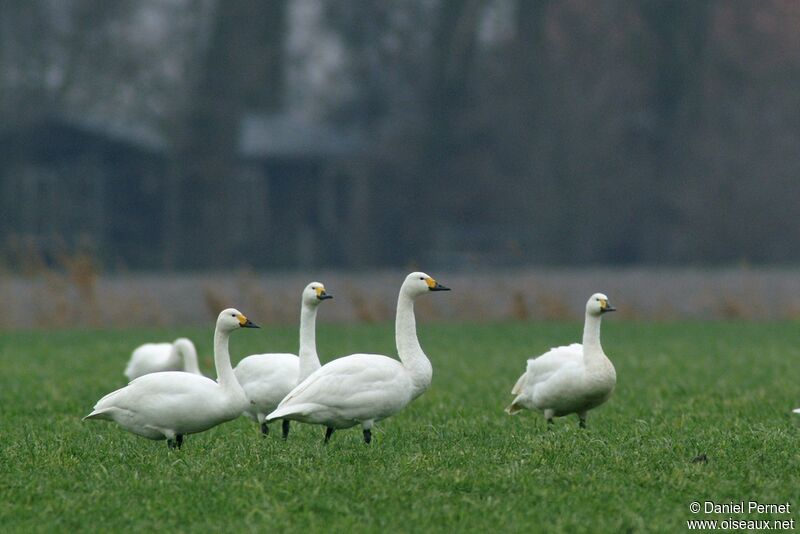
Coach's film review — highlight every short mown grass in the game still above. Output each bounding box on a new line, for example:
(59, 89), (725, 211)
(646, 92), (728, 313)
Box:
(1, 320), (799, 532)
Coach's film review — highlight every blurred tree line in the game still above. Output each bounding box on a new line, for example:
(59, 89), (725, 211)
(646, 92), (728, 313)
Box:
(1, 0), (799, 271)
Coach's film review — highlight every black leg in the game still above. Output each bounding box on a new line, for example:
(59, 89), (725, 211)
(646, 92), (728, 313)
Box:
(324, 427), (334, 444)
(579, 418), (586, 429)
(176, 434), (184, 449)
(282, 419), (290, 440)
(260, 422), (269, 436)
(167, 439), (176, 449)
(363, 429), (372, 444)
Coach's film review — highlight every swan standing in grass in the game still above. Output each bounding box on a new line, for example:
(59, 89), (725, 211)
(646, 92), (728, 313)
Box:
(505, 293), (617, 428)
(266, 272), (450, 445)
(84, 309), (259, 449)
(234, 282), (333, 439)
(124, 338), (202, 381)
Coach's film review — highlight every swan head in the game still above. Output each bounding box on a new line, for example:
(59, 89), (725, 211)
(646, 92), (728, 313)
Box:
(303, 282), (333, 305)
(217, 308), (260, 332)
(403, 271), (451, 297)
(586, 293), (616, 317)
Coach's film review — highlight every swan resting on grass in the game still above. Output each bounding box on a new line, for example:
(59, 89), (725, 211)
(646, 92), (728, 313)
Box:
(234, 282), (333, 439)
(84, 309), (259, 448)
(505, 293), (617, 428)
(124, 338), (202, 381)
(266, 272), (450, 445)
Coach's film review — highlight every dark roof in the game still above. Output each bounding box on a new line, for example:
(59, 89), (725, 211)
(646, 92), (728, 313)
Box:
(239, 113), (367, 159)
(58, 112), (168, 152)
(4, 111), (368, 160)
(0, 112), (168, 155)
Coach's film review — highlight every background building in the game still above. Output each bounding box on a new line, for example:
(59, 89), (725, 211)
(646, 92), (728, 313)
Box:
(2, 0), (799, 273)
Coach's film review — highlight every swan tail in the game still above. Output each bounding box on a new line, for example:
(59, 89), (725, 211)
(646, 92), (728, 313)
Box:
(83, 408), (114, 421)
(793, 408), (800, 414)
(505, 393), (529, 415)
(266, 403), (315, 422)
(511, 372), (527, 396)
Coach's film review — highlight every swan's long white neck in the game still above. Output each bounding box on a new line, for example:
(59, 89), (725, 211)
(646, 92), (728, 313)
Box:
(213, 327), (240, 391)
(396, 289), (432, 399)
(581, 313), (605, 364)
(298, 302), (321, 382)
(177, 340), (201, 375)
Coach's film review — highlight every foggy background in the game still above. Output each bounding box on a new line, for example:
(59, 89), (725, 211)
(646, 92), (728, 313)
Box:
(2, 0), (799, 328)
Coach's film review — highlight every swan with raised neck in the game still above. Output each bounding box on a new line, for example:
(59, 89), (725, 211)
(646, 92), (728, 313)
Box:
(298, 282), (333, 381)
(233, 282), (333, 438)
(266, 272), (450, 445)
(505, 293), (617, 428)
(395, 275), (437, 399)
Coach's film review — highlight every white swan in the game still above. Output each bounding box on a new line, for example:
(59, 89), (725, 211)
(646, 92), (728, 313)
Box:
(266, 272), (450, 445)
(124, 338), (202, 381)
(505, 293), (617, 428)
(234, 282), (333, 439)
(84, 309), (259, 448)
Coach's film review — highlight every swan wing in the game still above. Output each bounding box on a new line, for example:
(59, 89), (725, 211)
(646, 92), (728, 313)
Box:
(524, 343), (583, 387)
(85, 372), (231, 436)
(235, 353), (299, 388)
(93, 372), (217, 411)
(234, 353), (300, 413)
(267, 354), (411, 424)
(506, 343), (583, 414)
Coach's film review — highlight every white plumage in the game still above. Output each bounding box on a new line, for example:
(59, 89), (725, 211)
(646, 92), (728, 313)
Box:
(270, 354), (416, 429)
(234, 282), (332, 438)
(506, 293), (617, 428)
(84, 309), (259, 448)
(124, 338), (202, 381)
(267, 272), (450, 444)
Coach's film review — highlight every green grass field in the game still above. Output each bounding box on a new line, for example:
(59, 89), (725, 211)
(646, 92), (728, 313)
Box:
(2, 320), (799, 532)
